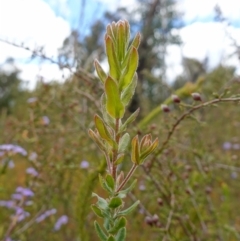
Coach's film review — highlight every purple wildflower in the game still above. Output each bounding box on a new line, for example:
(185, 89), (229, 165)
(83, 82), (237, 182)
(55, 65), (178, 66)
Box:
(0, 144), (27, 156)
(15, 207), (30, 222)
(16, 187), (34, 197)
(231, 172), (238, 179)
(54, 215), (68, 231)
(0, 200), (15, 208)
(41, 116), (50, 125)
(26, 167), (39, 177)
(36, 209), (57, 223)
(27, 97), (38, 104)
(28, 152), (38, 161)
(138, 208), (145, 214)
(45, 208), (57, 216)
(11, 193), (23, 201)
(5, 237), (14, 241)
(80, 160), (89, 169)
(8, 160), (15, 168)
(139, 183), (146, 191)
(16, 187), (24, 193)
(18, 212), (30, 222)
(36, 214), (47, 223)
(222, 142), (232, 151)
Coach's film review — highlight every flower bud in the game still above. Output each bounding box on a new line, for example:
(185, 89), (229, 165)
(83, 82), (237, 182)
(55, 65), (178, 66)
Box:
(145, 216), (153, 226)
(185, 188), (191, 195)
(182, 172), (189, 179)
(191, 92), (202, 101)
(150, 124), (157, 130)
(205, 186), (212, 194)
(157, 198), (163, 206)
(203, 166), (209, 173)
(171, 94), (181, 103)
(185, 165), (192, 172)
(152, 214), (159, 224)
(156, 221), (162, 228)
(161, 104), (170, 113)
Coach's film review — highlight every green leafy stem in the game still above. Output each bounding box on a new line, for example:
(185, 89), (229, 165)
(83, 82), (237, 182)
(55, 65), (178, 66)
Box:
(88, 20), (158, 241)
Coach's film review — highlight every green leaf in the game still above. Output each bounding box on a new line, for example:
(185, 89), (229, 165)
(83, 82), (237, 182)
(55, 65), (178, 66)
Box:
(95, 60), (107, 83)
(105, 36), (120, 80)
(131, 32), (141, 49)
(118, 133), (130, 153)
(124, 20), (130, 47)
(91, 204), (104, 218)
(131, 135), (140, 165)
(119, 47), (138, 90)
(106, 174), (115, 190)
(140, 138), (159, 162)
(115, 154), (125, 165)
(111, 22), (118, 39)
(107, 236), (116, 241)
(109, 197), (122, 209)
(117, 200), (140, 217)
(92, 193), (109, 210)
(95, 115), (114, 146)
(94, 221), (108, 241)
(103, 217), (111, 231)
(139, 134), (151, 152)
(117, 21), (126, 62)
(106, 25), (116, 42)
(116, 227), (126, 241)
(121, 48), (131, 71)
(109, 217), (127, 234)
(101, 208), (111, 219)
(121, 73), (137, 107)
(117, 179), (137, 198)
(105, 76), (125, 118)
(101, 94), (115, 128)
(99, 175), (113, 193)
(119, 108), (140, 132)
(88, 129), (106, 152)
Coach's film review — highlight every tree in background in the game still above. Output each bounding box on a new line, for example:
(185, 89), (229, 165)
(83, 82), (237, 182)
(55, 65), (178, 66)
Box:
(0, 58), (28, 114)
(58, 20), (105, 72)
(172, 57), (208, 90)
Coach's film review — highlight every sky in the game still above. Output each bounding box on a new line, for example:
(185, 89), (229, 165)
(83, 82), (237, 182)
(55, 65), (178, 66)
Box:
(0, 0), (240, 88)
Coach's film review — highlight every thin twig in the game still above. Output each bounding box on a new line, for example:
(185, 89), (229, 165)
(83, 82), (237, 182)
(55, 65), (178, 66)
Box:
(149, 97), (240, 167)
(162, 210), (174, 241)
(75, 89), (100, 109)
(128, 192), (152, 216)
(0, 38), (97, 85)
(14, 206), (46, 235)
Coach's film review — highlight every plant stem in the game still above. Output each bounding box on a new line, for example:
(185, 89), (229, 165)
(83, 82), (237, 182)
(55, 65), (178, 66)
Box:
(117, 164), (138, 192)
(112, 118), (120, 180)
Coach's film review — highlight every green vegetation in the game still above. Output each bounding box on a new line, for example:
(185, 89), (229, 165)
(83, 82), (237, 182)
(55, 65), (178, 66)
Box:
(1, 9), (240, 241)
